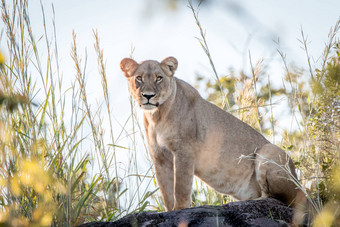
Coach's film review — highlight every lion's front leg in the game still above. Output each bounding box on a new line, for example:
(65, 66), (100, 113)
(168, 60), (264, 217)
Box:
(173, 151), (195, 210)
(150, 148), (175, 211)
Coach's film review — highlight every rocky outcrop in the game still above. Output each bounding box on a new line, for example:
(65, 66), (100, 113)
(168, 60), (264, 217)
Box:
(78, 198), (296, 227)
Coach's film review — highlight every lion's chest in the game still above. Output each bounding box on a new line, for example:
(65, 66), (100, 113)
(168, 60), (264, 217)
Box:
(147, 122), (181, 152)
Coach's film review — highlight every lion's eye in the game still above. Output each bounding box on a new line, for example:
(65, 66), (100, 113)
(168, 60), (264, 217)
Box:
(156, 76), (163, 82)
(136, 76), (142, 82)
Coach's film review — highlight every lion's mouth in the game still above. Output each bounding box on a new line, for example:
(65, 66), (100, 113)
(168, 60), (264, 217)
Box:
(142, 102), (159, 108)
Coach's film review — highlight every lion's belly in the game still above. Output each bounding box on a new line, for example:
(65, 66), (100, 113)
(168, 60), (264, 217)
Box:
(194, 148), (261, 201)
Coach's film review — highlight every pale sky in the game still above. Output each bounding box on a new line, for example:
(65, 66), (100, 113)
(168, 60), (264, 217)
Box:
(24, 0), (340, 105)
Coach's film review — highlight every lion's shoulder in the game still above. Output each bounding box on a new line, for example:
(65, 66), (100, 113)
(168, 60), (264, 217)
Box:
(175, 78), (200, 102)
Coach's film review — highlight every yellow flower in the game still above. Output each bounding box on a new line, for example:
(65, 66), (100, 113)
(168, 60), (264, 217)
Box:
(0, 209), (8, 222)
(0, 177), (5, 187)
(40, 214), (52, 226)
(21, 159), (50, 192)
(313, 209), (335, 227)
(331, 165), (340, 193)
(0, 52), (5, 65)
(19, 171), (32, 186)
(10, 177), (21, 196)
(33, 206), (53, 226)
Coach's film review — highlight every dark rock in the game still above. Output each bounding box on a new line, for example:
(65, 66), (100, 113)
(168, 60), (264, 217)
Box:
(77, 198), (295, 227)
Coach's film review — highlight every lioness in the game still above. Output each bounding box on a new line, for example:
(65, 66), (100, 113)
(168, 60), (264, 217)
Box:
(120, 57), (300, 211)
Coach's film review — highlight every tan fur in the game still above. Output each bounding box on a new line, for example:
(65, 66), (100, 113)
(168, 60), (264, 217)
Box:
(120, 57), (300, 212)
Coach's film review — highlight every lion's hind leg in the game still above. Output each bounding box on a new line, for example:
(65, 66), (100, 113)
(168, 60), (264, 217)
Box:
(254, 143), (299, 205)
(254, 158), (270, 199)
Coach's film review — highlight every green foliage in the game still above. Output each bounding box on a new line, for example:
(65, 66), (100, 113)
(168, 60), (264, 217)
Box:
(306, 46), (340, 203)
(196, 63), (284, 135)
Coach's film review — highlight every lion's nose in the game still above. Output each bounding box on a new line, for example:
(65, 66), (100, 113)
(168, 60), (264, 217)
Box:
(142, 93), (155, 100)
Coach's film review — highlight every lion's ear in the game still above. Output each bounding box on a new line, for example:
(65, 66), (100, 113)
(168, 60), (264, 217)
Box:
(120, 58), (138, 78)
(161, 57), (178, 77)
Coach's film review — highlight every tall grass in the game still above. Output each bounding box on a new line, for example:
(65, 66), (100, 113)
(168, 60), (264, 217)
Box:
(0, 0), (157, 226)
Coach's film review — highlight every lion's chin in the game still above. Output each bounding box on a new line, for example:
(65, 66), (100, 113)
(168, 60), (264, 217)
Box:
(141, 103), (158, 110)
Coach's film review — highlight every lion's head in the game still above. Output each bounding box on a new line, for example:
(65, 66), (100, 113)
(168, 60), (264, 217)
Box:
(120, 57), (178, 110)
